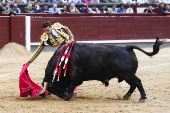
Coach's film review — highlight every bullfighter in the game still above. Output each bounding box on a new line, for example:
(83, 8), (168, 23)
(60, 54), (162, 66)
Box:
(24, 21), (76, 96)
(26, 21), (74, 64)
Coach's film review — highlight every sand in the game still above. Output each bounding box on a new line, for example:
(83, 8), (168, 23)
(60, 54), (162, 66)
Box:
(0, 43), (170, 113)
(0, 43), (31, 58)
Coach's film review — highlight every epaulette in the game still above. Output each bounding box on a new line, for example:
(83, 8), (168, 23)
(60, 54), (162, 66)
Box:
(52, 22), (63, 29)
(40, 32), (48, 41)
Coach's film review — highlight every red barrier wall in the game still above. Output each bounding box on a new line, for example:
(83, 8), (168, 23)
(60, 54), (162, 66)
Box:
(0, 17), (11, 49)
(0, 16), (169, 49)
(11, 16), (25, 46)
(31, 16), (170, 42)
(0, 16), (25, 49)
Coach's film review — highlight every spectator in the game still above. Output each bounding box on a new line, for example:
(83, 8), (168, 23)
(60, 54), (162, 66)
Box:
(16, 0), (24, 3)
(5, 0), (14, 3)
(130, 0), (141, 5)
(52, 0), (62, 3)
(41, 4), (50, 13)
(110, 0), (123, 3)
(32, 1), (41, 13)
(62, 0), (71, 3)
(24, 3), (34, 13)
(89, 5), (100, 13)
(100, 5), (110, 13)
(70, 3), (80, 13)
(0, 3), (4, 14)
(3, 3), (13, 13)
(109, 4), (117, 13)
(160, 2), (166, 13)
(117, 4), (126, 13)
(148, 0), (159, 3)
(11, 4), (21, 13)
(92, 0), (100, 3)
(162, 0), (170, 4)
(28, 0), (36, 3)
(144, 5), (153, 13)
(83, 0), (93, 3)
(126, 7), (134, 13)
(165, 4), (170, 12)
(140, 0), (149, 4)
(49, 4), (61, 14)
(70, 0), (82, 3)
(101, 0), (110, 3)
(60, 5), (69, 13)
(8, 12), (16, 16)
(92, 0), (99, 3)
(124, 0), (130, 4)
(37, 0), (48, 2)
(80, 3), (91, 13)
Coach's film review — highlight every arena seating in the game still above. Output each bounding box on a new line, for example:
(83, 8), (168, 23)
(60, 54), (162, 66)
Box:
(0, 3), (170, 15)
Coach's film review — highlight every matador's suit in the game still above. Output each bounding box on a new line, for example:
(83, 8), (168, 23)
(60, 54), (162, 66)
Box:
(29, 22), (74, 63)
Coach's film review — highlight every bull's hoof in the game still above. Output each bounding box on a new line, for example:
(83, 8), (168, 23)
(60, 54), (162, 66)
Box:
(139, 99), (145, 102)
(139, 96), (147, 102)
(105, 82), (109, 87)
(123, 93), (130, 100)
(64, 96), (71, 101)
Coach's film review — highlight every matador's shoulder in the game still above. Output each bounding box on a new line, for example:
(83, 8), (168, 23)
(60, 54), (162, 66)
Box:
(52, 22), (63, 29)
(40, 32), (48, 41)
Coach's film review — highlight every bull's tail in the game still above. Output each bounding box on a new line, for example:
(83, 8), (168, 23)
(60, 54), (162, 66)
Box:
(126, 37), (166, 56)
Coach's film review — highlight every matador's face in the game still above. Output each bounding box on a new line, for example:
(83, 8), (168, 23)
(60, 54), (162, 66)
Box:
(43, 26), (52, 35)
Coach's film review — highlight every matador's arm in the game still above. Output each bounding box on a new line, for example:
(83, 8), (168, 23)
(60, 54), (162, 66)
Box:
(28, 41), (45, 63)
(62, 26), (74, 41)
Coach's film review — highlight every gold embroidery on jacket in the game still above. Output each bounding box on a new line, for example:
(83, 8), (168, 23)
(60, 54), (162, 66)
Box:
(52, 22), (63, 29)
(40, 33), (48, 41)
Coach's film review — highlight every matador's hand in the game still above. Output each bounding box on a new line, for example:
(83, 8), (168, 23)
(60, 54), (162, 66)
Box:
(24, 61), (30, 66)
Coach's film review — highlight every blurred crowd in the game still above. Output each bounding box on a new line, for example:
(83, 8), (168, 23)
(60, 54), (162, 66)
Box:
(0, 0), (170, 4)
(0, 0), (170, 15)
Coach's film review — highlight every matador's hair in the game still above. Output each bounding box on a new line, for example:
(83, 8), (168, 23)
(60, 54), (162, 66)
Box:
(42, 21), (51, 28)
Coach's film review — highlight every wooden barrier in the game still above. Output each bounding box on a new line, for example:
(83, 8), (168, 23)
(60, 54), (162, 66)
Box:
(0, 16), (170, 49)
(0, 16), (25, 49)
(11, 16), (25, 46)
(0, 17), (11, 49)
(31, 16), (170, 42)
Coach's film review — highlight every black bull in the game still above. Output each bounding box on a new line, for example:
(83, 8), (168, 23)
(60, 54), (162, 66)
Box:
(42, 37), (163, 102)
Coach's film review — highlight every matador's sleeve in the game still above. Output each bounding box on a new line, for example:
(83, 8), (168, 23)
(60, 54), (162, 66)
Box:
(62, 26), (74, 40)
(28, 41), (45, 63)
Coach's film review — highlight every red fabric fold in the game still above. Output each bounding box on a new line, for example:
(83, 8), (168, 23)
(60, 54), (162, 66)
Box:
(19, 63), (49, 98)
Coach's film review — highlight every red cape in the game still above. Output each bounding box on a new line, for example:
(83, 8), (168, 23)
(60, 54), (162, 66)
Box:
(19, 63), (49, 98)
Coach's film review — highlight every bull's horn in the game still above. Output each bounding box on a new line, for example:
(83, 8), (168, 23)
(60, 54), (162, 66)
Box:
(36, 82), (48, 95)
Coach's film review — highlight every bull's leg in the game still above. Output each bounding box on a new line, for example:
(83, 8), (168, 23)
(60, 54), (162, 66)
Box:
(124, 75), (146, 102)
(64, 70), (83, 101)
(123, 79), (136, 100)
(64, 80), (83, 101)
(64, 84), (77, 101)
(133, 75), (147, 102)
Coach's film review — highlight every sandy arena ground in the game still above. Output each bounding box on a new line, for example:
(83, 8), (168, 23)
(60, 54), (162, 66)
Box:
(0, 43), (170, 113)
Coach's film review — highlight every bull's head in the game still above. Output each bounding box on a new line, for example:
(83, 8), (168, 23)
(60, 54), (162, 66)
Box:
(41, 80), (68, 99)
(38, 46), (70, 99)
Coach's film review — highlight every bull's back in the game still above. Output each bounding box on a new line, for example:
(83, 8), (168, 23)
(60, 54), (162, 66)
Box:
(70, 43), (138, 81)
